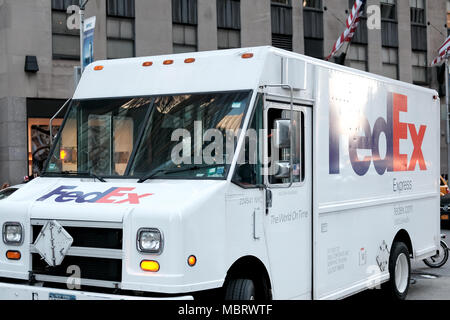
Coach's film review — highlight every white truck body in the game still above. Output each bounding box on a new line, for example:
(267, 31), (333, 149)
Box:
(0, 46), (440, 300)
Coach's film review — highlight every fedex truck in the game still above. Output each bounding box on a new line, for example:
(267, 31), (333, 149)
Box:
(0, 46), (441, 300)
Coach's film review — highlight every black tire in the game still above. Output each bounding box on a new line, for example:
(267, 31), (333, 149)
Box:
(224, 279), (256, 300)
(423, 241), (449, 269)
(382, 242), (411, 300)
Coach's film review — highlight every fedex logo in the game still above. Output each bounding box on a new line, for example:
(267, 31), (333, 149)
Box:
(329, 93), (427, 176)
(37, 186), (153, 204)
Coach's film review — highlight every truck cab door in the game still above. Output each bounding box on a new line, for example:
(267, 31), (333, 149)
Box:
(263, 101), (312, 300)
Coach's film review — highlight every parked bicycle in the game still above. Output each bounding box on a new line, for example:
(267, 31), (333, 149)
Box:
(423, 234), (449, 268)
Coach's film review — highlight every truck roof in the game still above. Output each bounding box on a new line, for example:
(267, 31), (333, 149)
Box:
(73, 46), (437, 100)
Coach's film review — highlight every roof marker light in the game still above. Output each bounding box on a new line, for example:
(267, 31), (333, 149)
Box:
(142, 61), (153, 67)
(163, 60), (174, 65)
(241, 53), (254, 59)
(93, 65), (104, 71)
(184, 58), (195, 64)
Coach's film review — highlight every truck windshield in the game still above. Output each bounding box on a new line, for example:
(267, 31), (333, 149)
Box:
(44, 91), (252, 179)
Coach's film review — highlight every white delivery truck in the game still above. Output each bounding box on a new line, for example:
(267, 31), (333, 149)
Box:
(0, 46), (441, 300)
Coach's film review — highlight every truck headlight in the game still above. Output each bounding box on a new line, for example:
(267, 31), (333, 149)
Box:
(3, 222), (23, 245)
(137, 228), (163, 254)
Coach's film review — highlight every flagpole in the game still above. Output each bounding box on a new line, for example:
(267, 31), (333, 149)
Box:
(446, 58), (450, 178)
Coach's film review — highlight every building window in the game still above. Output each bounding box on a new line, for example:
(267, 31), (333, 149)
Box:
(412, 51), (428, 84)
(346, 44), (368, 72)
(271, 0), (293, 51)
(345, 1), (368, 71)
(303, 0), (323, 59)
(381, 0), (398, 47)
(348, 0), (368, 45)
(410, 0), (428, 84)
(381, 0), (398, 79)
(217, 0), (241, 49)
(172, 0), (198, 53)
(107, 0), (135, 59)
(51, 0), (80, 60)
(382, 47), (399, 79)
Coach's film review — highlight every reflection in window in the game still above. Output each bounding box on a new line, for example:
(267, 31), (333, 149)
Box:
(46, 98), (151, 176)
(130, 91), (252, 179)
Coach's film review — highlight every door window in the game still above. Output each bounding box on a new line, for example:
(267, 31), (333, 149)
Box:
(267, 108), (305, 185)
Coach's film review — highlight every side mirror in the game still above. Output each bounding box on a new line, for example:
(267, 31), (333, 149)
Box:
(274, 161), (291, 179)
(273, 119), (290, 149)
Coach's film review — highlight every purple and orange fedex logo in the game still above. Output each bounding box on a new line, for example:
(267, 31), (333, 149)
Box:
(37, 186), (153, 204)
(329, 93), (427, 176)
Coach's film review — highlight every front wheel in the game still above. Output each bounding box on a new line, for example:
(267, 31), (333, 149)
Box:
(224, 279), (256, 300)
(423, 241), (449, 269)
(382, 242), (411, 300)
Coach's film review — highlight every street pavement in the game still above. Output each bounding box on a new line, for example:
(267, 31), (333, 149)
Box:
(408, 228), (450, 300)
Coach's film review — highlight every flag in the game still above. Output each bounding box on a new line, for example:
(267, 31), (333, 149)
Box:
(431, 36), (450, 66)
(326, 0), (366, 61)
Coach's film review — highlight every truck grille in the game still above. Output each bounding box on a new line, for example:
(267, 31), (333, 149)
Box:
(30, 220), (123, 288)
(31, 254), (122, 282)
(32, 225), (122, 249)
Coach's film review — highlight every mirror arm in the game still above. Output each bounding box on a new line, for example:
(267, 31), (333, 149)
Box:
(49, 99), (71, 145)
(261, 84), (295, 189)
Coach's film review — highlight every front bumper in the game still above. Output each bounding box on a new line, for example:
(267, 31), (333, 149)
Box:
(0, 282), (193, 300)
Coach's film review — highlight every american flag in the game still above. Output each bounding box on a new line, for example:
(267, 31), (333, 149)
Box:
(431, 36), (450, 66)
(326, 0), (366, 61)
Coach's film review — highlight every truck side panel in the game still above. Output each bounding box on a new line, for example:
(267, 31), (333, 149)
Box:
(313, 66), (440, 299)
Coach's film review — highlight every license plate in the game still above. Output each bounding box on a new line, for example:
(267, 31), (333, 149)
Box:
(442, 214), (449, 221)
(49, 293), (76, 300)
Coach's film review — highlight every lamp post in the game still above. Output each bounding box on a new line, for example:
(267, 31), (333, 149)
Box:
(446, 59), (450, 178)
(79, 0), (89, 73)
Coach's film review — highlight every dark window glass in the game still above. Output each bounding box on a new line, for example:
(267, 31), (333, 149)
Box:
(411, 25), (427, 51)
(381, 1), (398, 47)
(272, 0), (291, 5)
(304, 38), (323, 59)
(303, 8), (323, 39)
(271, 0), (293, 50)
(172, 0), (198, 25)
(217, 0), (241, 30)
(380, 0), (397, 20)
(107, 0), (135, 18)
(348, 0), (368, 44)
(303, 0), (322, 9)
(410, 0), (427, 51)
(271, 1), (293, 35)
(381, 21), (398, 47)
(232, 95), (264, 187)
(303, 1), (323, 58)
(52, 4), (80, 60)
(51, 0), (79, 11)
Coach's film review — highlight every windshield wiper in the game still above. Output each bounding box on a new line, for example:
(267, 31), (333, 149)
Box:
(137, 165), (221, 183)
(44, 170), (106, 182)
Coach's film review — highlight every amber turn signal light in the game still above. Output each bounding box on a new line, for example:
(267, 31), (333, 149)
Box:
(141, 260), (160, 272)
(188, 255), (197, 267)
(6, 251), (21, 260)
(93, 65), (104, 71)
(241, 53), (254, 59)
